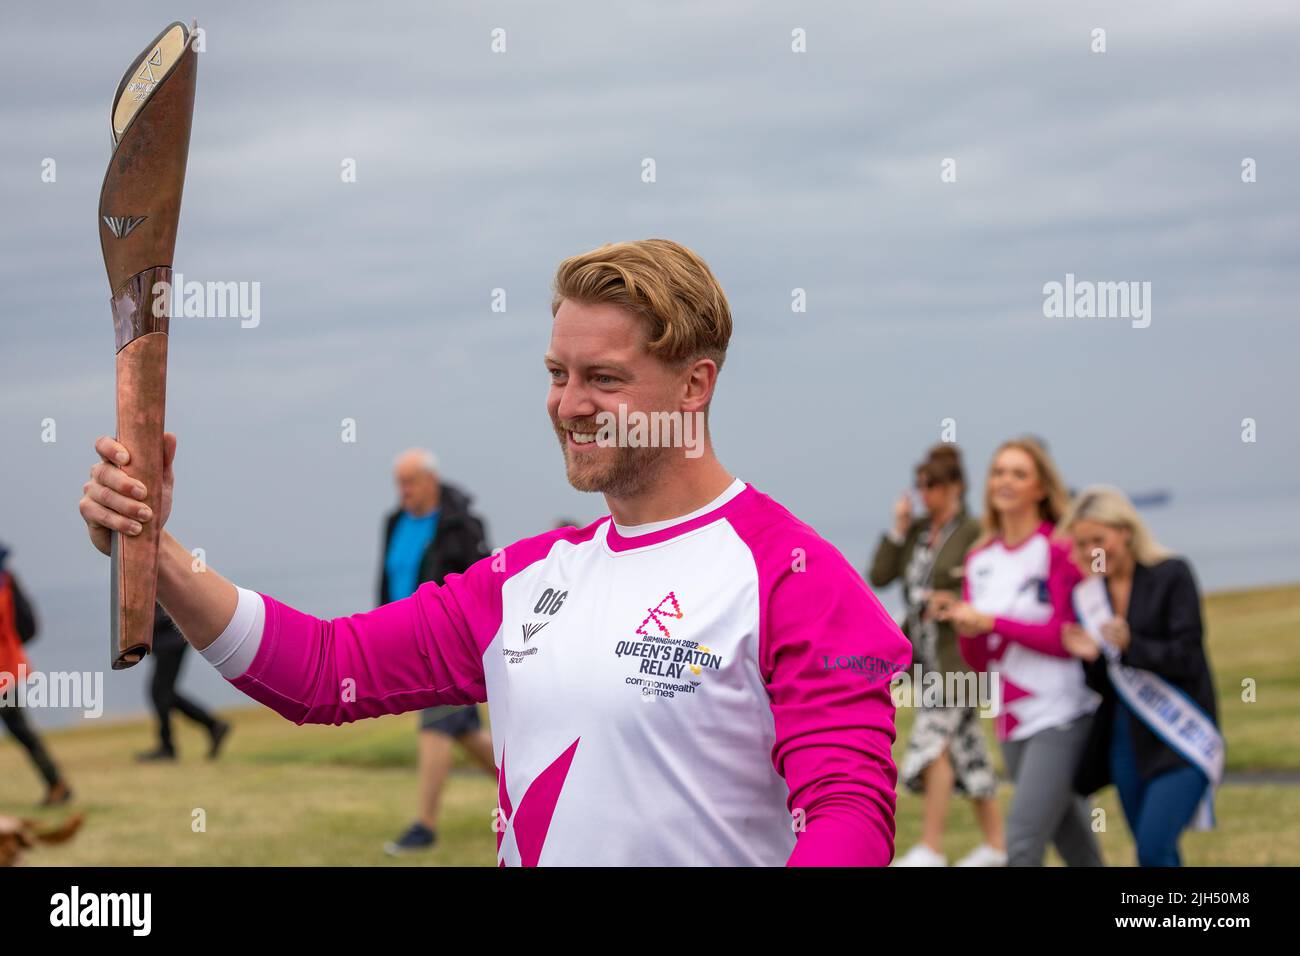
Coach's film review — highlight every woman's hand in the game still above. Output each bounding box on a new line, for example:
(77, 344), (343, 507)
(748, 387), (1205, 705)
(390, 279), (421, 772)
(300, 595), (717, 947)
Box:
(925, 590), (957, 621)
(1100, 618), (1131, 652)
(937, 600), (993, 636)
(1061, 623), (1100, 661)
(891, 491), (913, 538)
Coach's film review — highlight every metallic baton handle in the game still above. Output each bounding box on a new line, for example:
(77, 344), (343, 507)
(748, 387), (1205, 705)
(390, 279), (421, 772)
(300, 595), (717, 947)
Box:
(111, 331), (168, 669)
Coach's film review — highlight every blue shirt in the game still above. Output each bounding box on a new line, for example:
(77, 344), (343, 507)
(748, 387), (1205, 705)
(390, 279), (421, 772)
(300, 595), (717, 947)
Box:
(385, 510), (439, 602)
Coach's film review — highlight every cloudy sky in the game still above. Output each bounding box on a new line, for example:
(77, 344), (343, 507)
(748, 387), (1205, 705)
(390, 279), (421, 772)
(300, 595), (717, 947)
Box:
(2, 0), (1297, 614)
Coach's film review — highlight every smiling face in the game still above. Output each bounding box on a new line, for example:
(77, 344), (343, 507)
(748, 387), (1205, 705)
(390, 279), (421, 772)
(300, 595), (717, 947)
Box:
(986, 446), (1045, 519)
(1070, 518), (1132, 576)
(546, 298), (700, 497)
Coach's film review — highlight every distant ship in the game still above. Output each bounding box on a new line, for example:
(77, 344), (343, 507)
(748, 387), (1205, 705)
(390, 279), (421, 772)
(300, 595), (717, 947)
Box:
(1065, 488), (1172, 508)
(1128, 489), (1173, 508)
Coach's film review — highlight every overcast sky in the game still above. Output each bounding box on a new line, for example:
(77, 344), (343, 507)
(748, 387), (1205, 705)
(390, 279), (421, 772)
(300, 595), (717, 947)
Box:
(2, 0), (1297, 606)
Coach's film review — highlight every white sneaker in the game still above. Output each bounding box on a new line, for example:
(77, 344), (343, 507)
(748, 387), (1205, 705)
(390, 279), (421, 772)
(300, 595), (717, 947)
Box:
(953, 844), (1007, 867)
(892, 844), (948, 867)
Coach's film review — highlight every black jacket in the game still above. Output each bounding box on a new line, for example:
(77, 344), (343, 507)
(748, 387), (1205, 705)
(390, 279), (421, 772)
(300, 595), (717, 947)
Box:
(1075, 557), (1219, 794)
(7, 572), (37, 644)
(376, 482), (490, 606)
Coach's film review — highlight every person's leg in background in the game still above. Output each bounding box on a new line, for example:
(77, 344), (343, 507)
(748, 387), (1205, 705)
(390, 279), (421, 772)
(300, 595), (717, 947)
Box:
(893, 708), (960, 866)
(951, 707), (1005, 866)
(1046, 714), (1104, 867)
(142, 640), (231, 761)
(1109, 702), (1209, 866)
(1, 700), (69, 804)
(970, 795), (1005, 857)
(416, 728), (456, 829)
(140, 639), (185, 759)
(1132, 765), (1207, 867)
(165, 646), (230, 758)
(456, 726), (497, 774)
(1003, 717), (1103, 866)
(1050, 792), (1105, 866)
(384, 705), (472, 855)
(999, 734), (1038, 863)
(920, 750), (956, 850)
(1108, 702), (1150, 864)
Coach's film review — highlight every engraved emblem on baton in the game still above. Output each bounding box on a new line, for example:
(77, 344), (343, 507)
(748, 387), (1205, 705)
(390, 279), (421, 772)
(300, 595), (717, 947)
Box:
(97, 21), (198, 669)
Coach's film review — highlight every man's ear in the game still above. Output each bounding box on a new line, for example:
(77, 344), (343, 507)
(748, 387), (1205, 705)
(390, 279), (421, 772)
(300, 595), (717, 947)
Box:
(680, 357), (718, 413)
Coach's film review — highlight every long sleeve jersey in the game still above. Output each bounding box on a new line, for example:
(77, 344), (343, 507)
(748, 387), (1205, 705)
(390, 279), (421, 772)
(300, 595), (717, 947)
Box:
(958, 521), (1098, 742)
(204, 480), (912, 866)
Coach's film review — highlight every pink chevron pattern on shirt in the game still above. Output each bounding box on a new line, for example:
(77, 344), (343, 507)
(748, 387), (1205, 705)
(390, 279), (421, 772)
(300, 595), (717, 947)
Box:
(496, 739), (581, 867)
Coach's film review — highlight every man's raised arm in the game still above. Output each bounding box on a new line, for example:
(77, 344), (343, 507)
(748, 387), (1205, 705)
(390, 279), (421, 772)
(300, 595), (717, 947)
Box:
(81, 434), (237, 648)
(80, 433), (498, 725)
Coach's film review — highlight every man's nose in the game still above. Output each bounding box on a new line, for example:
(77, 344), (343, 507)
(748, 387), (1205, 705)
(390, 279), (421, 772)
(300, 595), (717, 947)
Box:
(555, 379), (597, 422)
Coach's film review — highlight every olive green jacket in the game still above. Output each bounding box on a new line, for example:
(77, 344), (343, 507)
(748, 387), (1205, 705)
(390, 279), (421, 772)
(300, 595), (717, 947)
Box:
(868, 510), (982, 676)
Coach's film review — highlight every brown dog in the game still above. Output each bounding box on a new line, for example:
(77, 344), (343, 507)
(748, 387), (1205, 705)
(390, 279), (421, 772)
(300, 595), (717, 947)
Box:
(0, 813), (83, 867)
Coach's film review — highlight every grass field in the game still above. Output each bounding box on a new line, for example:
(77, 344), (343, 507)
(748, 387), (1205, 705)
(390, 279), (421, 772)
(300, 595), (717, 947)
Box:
(3, 582), (1297, 866)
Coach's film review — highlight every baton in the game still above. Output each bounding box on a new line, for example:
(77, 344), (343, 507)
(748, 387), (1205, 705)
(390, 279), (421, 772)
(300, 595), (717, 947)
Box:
(98, 21), (198, 669)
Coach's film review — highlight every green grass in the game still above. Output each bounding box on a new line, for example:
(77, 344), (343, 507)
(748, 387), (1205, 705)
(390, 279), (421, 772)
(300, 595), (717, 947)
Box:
(2, 709), (498, 867)
(1200, 583), (1300, 770)
(893, 783), (1300, 867)
(3, 583), (1297, 866)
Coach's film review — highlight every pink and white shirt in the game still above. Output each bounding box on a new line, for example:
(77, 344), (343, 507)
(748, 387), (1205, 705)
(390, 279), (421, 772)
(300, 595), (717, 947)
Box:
(204, 480), (911, 866)
(960, 522), (1098, 742)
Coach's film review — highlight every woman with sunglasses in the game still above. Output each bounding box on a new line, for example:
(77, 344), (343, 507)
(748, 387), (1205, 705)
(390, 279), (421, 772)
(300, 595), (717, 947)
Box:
(869, 445), (1003, 866)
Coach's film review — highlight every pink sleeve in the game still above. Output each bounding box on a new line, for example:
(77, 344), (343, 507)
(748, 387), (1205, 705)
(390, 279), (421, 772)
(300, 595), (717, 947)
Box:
(990, 537), (1081, 659)
(230, 530), (571, 725)
(958, 561), (994, 671)
(750, 533), (912, 867)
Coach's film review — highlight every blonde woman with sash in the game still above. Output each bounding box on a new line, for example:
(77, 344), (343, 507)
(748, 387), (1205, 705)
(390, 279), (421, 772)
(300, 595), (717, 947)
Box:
(1061, 487), (1222, 867)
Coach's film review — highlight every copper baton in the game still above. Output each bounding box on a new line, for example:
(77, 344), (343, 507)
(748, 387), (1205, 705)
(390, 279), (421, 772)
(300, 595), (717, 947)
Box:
(98, 22), (198, 669)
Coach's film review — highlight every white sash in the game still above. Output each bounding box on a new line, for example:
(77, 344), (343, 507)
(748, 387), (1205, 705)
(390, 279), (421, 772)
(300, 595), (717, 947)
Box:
(1072, 574), (1222, 830)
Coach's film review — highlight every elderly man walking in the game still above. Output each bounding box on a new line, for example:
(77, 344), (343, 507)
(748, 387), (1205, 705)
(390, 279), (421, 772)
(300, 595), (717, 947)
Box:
(379, 449), (495, 855)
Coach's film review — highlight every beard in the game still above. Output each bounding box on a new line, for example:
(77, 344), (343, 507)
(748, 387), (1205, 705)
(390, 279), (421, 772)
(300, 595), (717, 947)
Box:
(554, 418), (672, 498)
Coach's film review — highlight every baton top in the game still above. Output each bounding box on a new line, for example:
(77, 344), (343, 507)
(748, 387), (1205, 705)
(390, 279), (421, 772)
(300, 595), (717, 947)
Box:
(99, 21), (199, 295)
(111, 21), (190, 144)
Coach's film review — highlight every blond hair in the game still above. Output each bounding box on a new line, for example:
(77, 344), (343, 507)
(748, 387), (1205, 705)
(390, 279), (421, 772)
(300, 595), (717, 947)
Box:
(551, 239), (733, 371)
(979, 437), (1071, 546)
(1059, 485), (1173, 566)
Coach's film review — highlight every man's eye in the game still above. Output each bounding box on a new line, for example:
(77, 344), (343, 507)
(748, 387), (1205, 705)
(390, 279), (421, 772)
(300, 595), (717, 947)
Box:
(594, 375), (616, 386)
(548, 368), (565, 381)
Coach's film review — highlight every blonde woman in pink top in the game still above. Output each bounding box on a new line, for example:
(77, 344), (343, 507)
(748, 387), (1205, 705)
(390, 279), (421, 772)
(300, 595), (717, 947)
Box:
(937, 438), (1101, 866)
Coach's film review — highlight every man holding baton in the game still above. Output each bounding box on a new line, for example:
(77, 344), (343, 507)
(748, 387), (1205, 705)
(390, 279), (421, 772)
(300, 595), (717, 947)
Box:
(80, 239), (910, 866)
